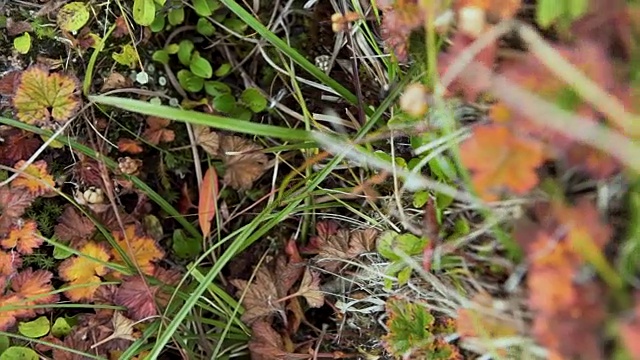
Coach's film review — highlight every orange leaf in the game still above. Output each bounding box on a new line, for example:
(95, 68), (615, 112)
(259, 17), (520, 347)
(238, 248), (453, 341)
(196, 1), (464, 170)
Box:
(0, 250), (21, 278)
(142, 116), (175, 145)
(1, 220), (42, 254)
(199, 167), (218, 238)
(117, 138), (144, 154)
(460, 125), (545, 201)
(59, 241), (111, 301)
(12, 160), (55, 196)
(112, 225), (164, 276)
(11, 268), (59, 308)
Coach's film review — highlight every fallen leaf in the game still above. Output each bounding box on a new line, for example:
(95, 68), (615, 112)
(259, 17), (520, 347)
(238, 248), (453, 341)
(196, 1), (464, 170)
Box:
(12, 160), (56, 196)
(247, 320), (289, 360)
(230, 266), (285, 325)
(54, 205), (96, 247)
(100, 72), (132, 92)
(198, 166), (218, 238)
(0, 250), (22, 277)
(11, 268), (59, 309)
(117, 138), (143, 154)
(59, 241), (111, 301)
(0, 129), (42, 165)
(1, 220), (42, 254)
(314, 228), (376, 272)
(12, 65), (80, 125)
(111, 225), (165, 276)
(0, 187), (34, 236)
(296, 269), (324, 308)
(219, 135), (268, 190)
(459, 125), (545, 201)
(193, 125), (220, 156)
(0, 70), (21, 96)
(91, 312), (138, 349)
(142, 116), (175, 145)
(114, 267), (180, 321)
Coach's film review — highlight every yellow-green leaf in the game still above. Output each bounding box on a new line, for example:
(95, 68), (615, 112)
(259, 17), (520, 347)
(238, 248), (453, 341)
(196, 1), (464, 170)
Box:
(57, 2), (90, 32)
(13, 33), (31, 54)
(133, 0), (156, 26)
(18, 316), (50, 338)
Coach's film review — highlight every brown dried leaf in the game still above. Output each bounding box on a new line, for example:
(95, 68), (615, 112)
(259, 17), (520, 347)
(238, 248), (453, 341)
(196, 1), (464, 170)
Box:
(296, 269), (324, 308)
(219, 135), (268, 190)
(0, 129), (42, 165)
(194, 125), (220, 156)
(0, 70), (20, 96)
(0, 187), (34, 235)
(248, 320), (288, 360)
(347, 228), (378, 257)
(142, 116), (175, 145)
(101, 72), (132, 92)
(230, 266), (285, 325)
(114, 267), (181, 321)
(54, 205), (96, 246)
(117, 138), (143, 154)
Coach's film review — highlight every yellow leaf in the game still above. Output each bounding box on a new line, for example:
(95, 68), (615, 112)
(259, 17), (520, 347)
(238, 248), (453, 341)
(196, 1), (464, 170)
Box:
(198, 167), (218, 238)
(12, 65), (80, 125)
(11, 160), (55, 196)
(112, 225), (164, 275)
(59, 241), (110, 301)
(1, 220), (42, 255)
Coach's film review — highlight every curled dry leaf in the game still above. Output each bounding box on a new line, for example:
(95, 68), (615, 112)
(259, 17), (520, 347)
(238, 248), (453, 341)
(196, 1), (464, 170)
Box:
(296, 269), (324, 308)
(1, 220), (42, 255)
(219, 135), (268, 190)
(142, 116), (175, 145)
(193, 125), (220, 156)
(12, 65), (80, 125)
(12, 160), (56, 196)
(54, 205), (96, 247)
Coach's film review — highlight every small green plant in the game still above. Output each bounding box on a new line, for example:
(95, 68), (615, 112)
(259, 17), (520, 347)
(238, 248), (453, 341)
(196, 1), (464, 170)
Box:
(377, 231), (429, 288)
(382, 298), (460, 359)
(13, 33), (31, 54)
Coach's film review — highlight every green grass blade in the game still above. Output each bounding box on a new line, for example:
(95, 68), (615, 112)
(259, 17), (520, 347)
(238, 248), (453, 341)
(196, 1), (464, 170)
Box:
(218, 0), (366, 112)
(88, 96), (312, 141)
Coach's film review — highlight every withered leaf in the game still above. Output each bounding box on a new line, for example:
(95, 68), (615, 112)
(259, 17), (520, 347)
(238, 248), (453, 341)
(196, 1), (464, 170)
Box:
(247, 320), (288, 360)
(230, 266), (285, 325)
(54, 205), (96, 246)
(219, 135), (268, 190)
(347, 228), (378, 257)
(0, 70), (21, 96)
(101, 72), (132, 92)
(193, 125), (220, 156)
(0, 187), (34, 236)
(315, 229), (351, 272)
(296, 269), (324, 308)
(0, 129), (42, 165)
(142, 117), (175, 145)
(114, 267), (180, 321)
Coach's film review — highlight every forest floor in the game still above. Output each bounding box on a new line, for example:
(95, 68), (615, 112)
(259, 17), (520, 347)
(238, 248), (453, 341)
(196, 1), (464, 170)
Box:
(0, 0), (639, 359)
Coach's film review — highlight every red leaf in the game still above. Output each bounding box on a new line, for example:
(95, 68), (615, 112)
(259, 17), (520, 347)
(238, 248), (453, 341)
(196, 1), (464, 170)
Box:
(198, 167), (218, 238)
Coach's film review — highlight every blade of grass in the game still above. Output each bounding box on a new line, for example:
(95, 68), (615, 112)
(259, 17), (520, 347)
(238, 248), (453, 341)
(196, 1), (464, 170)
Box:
(88, 96), (312, 141)
(219, 0), (365, 111)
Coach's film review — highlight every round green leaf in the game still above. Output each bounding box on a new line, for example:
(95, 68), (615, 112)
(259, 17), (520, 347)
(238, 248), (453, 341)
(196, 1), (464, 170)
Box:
(192, 0), (220, 16)
(213, 94), (236, 113)
(13, 33), (31, 54)
(223, 18), (247, 33)
(0, 347), (38, 360)
(177, 70), (204, 92)
(165, 43), (180, 54)
(133, 0), (156, 26)
(240, 88), (267, 113)
(152, 50), (170, 65)
(204, 81), (231, 97)
(230, 106), (253, 121)
(196, 18), (216, 36)
(214, 63), (232, 77)
(53, 244), (73, 259)
(18, 316), (49, 338)
(51, 317), (72, 338)
(150, 14), (165, 32)
(177, 40), (194, 66)
(189, 52), (213, 79)
(57, 2), (90, 32)
(168, 7), (185, 25)
(0, 335), (9, 355)
(172, 230), (202, 259)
